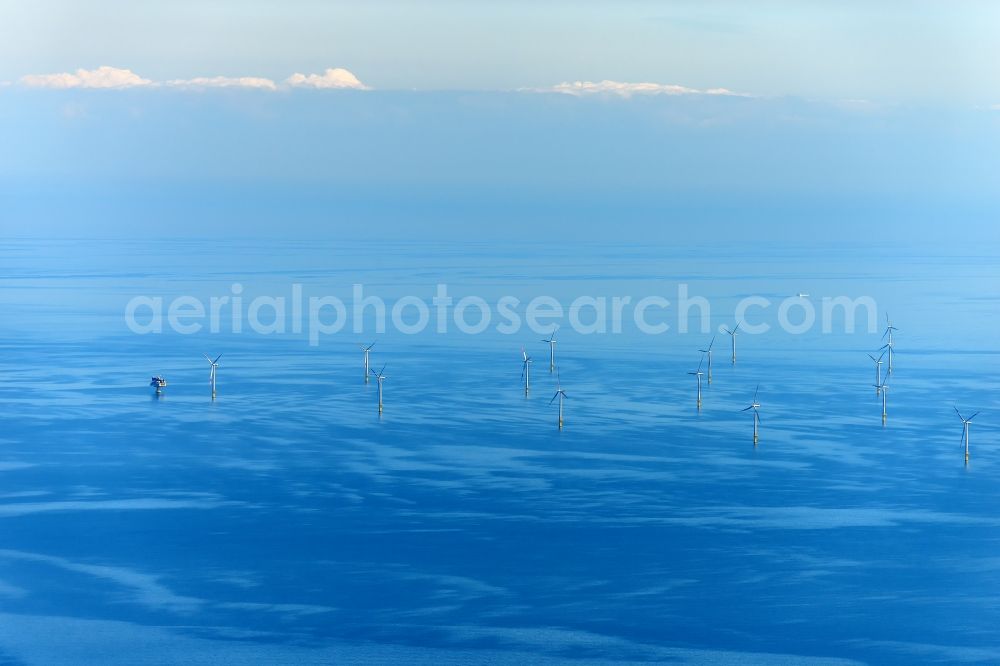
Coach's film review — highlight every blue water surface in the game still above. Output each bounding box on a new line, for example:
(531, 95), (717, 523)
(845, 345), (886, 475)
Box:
(0, 238), (997, 664)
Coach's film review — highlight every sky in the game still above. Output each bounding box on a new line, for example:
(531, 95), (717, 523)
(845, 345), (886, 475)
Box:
(1, 1), (999, 242)
(3, 1), (1000, 103)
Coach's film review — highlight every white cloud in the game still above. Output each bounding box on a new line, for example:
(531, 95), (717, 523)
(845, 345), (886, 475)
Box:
(165, 76), (277, 90)
(704, 87), (744, 96)
(285, 67), (370, 90)
(530, 79), (749, 98)
(20, 66), (151, 89)
(17, 65), (369, 92)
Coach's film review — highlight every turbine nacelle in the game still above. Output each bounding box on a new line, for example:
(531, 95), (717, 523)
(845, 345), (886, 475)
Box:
(954, 407), (978, 425)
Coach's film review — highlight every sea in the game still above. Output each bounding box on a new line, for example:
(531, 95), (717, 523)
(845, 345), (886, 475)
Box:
(0, 237), (997, 664)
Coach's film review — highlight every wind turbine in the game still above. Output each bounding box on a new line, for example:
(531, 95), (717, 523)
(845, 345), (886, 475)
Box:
(699, 336), (716, 384)
(360, 341), (375, 383)
(521, 347), (532, 395)
(955, 407), (979, 463)
(873, 378), (888, 424)
(688, 356), (705, 409)
(881, 314), (898, 374)
(742, 384), (761, 444)
(550, 370), (568, 428)
(724, 322), (741, 364)
(867, 350), (886, 395)
(541, 326), (559, 372)
(370, 363), (387, 413)
(149, 375), (167, 394)
(204, 353), (222, 399)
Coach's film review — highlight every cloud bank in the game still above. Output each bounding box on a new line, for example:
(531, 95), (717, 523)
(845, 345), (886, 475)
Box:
(164, 76), (278, 91)
(17, 66), (368, 91)
(20, 66), (151, 89)
(530, 79), (749, 98)
(285, 67), (370, 90)
(16, 69), (749, 98)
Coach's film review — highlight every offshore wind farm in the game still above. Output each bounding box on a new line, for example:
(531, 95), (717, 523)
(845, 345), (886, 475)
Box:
(1, 237), (998, 665)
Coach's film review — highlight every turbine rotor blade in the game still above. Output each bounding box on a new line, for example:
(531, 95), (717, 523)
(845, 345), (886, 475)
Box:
(954, 407), (964, 421)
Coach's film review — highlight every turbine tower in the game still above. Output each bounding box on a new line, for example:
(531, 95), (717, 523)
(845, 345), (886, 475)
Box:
(541, 326), (559, 372)
(521, 347), (532, 396)
(360, 342), (375, 383)
(699, 336), (716, 384)
(882, 314), (898, 374)
(742, 384), (761, 445)
(204, 353), (222, 399)
(955, 407), (979, 464)
(724, 322), (741, 364)
(867, 351), (886, 395)
(688, 356), (705, 409)
(873, 378), (888, 424)
(371, 364), (387, 414)
(550, 370), (568, 429)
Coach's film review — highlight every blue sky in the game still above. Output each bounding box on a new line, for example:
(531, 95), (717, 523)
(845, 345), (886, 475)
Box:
(1, 1), (999, 242)
(3, 1), (1000, 102)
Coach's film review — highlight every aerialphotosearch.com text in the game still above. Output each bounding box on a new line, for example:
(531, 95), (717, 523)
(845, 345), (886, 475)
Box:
(124, 283), (879, 346)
